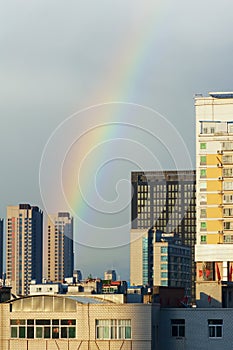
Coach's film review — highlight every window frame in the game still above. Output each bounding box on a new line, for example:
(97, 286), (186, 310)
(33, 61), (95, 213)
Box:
(208, 319), (223, 338)
(171, 319), (185, 338)
(96, 319), (131, 340)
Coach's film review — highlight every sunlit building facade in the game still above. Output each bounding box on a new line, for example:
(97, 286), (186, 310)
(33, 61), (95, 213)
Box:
(46, 212), (74, 282)
(195, 92), (233, 302)
(6, 204), (43, 296)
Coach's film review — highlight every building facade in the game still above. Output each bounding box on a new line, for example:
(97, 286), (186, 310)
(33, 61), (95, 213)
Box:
(0, 294), (154, 350)
(46, 212), (74, 282)
(131, 171), (196, 299)
(6, 204), (43, 296)
(195, 92), (233, 301)
(2, 293), (233, 350)
(130, 229), (191, 296)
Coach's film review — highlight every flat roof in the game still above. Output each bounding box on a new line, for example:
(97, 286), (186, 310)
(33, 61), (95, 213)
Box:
(67, 295), (111, 304)
(209, 92), (233, 98)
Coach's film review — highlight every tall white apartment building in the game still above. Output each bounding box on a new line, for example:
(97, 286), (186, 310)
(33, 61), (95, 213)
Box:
(195, 92), (233, 303)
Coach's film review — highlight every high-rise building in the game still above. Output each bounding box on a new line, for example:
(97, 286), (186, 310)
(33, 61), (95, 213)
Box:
(0, 219), (3, 279)
(195, 92), (233, 303)
(131, 171), (196, 299)
(130, 228), (191, 296)
(46, 212), (74, 282)
(6, 204), (43, 296)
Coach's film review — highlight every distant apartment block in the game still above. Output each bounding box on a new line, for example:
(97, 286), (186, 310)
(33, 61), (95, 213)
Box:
(46, 212), (74, 282)
(6, 204), (43, 296)
(131, 170), (196, 298)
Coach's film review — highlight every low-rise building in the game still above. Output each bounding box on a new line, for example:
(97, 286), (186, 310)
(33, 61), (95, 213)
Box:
(1, 294), (155, 350)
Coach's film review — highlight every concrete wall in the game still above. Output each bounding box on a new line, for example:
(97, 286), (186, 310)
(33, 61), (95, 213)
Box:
(159, 307), (233, 350)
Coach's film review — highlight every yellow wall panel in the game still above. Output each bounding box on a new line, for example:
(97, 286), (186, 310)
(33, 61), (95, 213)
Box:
(207, 234), (223, 244)
(206, 207), (222, 218)
(206, 154), (222, 166)
(206, 168), (222, 178)
(207, 193), (222, 205)
(207, 180), (222, 191)
(207, 221), (222, 231)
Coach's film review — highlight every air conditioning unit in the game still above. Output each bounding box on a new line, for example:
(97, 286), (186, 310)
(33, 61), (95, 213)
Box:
(218, 177), (223, 180)
(217, 150), (223, 154)
(217, 163), (222, 167)
(218, 230), (223, 234)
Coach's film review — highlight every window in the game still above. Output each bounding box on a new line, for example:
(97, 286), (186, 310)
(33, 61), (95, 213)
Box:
(201, 222), (207, 230)
(200, 156), (206, 165)
(224, 222), (233, 230)
(224, 195), (233, 204)
(223, 155), (232, 164)
(200, 209), (206, 218)
(200, 182), (207, 191)
(10, 319), (76, 339)
(200, 169), (207, 178)
(161, 272), (168, 278)
(161, 263), (168, 270)
(208, 320), (223, 338)
(161, 247), (168, 254)
(161, 256), (168, 262)
(201, 235), (207, 243)
(223, 168), (233, 177)
(96, 320), (131, 340)
(224, 208), (233, 217)
(224, 182), (233, 191)
(223, 235), (233, 243)
(200, 143), (206, 150)
(222, 142), (233, 151)
(171, 319), (185, 337)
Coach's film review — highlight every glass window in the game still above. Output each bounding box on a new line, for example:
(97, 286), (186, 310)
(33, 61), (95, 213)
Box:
(69, 327), (76, 338)
(10, 319), (76, 339)
(200, 209), (206, 218)
(27, 327), (34, 339)
(11, 327), (17, 338)
(208, 320), (223, 338)
(201, 222), (207, 229)
(161, 247), (168, 254)
(200, 143), (206, 149)
(36, 327), (43, 338)
(161, 256), (168, 262)
(200, 169), (206, 178)
(161, 272), (168, 278)
(201, 235), (207, 243)
(171, 319), (185, 337)
(52, 327), (59, 339)
(161, 264), (168, 270)
(200, 156), (206, 164)
(96, 320), (131, 340)
(19, 327), (25, 338)
(61, 327), (67, 338)
(161, 280), (168, 286)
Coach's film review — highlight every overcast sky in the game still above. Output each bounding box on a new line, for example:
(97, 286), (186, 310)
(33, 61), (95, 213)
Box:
(1, 0), (233, 280)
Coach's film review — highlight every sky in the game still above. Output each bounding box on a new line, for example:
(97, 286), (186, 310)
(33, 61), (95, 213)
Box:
(1, 0), (233, 280)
